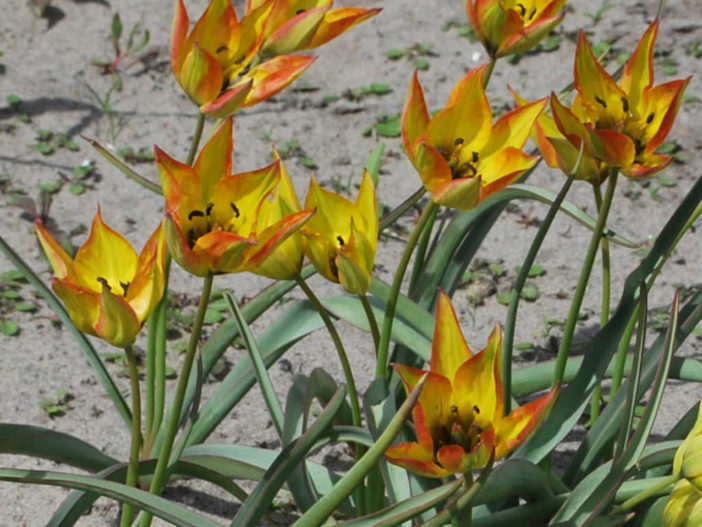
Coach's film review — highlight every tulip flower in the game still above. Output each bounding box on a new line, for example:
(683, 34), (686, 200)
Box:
(385, 291), (558, 478)
(246, 0), (381, 55)
(664, 480), (702, 527)
(673, 403), (702, 490)
(402, 66), (546, 210)
(171, 0), (316, 117)
(550, 20), (690, 178)
(156, 118), (313, 277)
(510, 87), (608, 185)
(35, 211), (166, 348)
(465, 0), (566, 58)
(302, 170), (378, 294)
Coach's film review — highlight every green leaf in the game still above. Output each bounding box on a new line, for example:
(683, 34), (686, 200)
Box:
(203, 307), (223, 324)
(300, 157), (318, 169)
(0, 320), (19, 336)
(13, 301), (37, 312)
(413, 58), (429, 70)
(69, 183), (87, 196)
(231, 386), (348, 527)
(515, 264), (546, 277)
(385, 49), (404, 60)
(111, 13), (123, 44)
(364, 143), (385, 187)
(375, 115), (401, 138)
(362, 83), (392, 96)
(521, 282), (540, 301)
(6, 94), (21, 106)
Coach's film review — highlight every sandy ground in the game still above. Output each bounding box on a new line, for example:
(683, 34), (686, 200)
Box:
(0, 0), (700, 524)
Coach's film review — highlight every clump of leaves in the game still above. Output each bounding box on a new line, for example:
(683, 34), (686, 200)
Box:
(0, 269), (39, 337)
(275, 139), (317, 169)
(118, 146), (155, 164)
(6, 94), (30, 123)
(341, 83), (393, 103)
(33, 129), (80, 156)
(38, 390), (74, 418)
(363, 114), (401, 138)
(92, 13), (151, 86)
(383, 42), (436, 70)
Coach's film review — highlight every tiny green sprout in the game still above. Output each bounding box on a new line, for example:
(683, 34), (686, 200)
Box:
(515, 264), (546, 277)
(661, 57), (679, 76)
(374, 114), (401, 138)
(321, 94), (340, 105)
(6, 94), (21, 106)
(515, 342), (535, 351)
(413, 58), (430, 70)
(361, 83), (392, 96)
(386, 49), (404, 60)
(0, 320), (19, 336)
(521, 282), (541, 301)
(300, 157), (318, 170)
(38, 390), (73, 417)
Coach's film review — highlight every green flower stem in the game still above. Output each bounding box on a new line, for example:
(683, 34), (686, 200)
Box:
(186, 113), (206, 165)
(359, 293), (380, 353)
(379, 186), (426, 230)
(294, 275), (365, 515)
(552, 171), (618, 388)
(408, 202), (438, 296)
(376, 200), (438, 380)
(612, 474), (679, 514)
(502, 175), (575, 413)
(590, 184), (611, 423)
(483, 56), (498, 88)
(140, 274), (214, 527)
(121, 344), (142, 527)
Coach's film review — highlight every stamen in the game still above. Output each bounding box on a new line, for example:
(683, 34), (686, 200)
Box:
(336, 235), (345, 247)
(471, 424), (483, 434)
(216, 45), (229, 54)
(120, 281), (130, 297)
(472, 151), (479, 163)
(646, 112), (655, 124)
(450, 405), (459, 414)
(595, 96), (607, 109)
(516, 3), (526, 16)
(329, 257), (339, 278)
(188, 210), (205, 221)
(529, 6), (537, 19)
(473, 405), (480, 414)
(96, 277), (111, 290)
(621, 97), (629, 113)
(206, 202), (214, 216)
(188, 228), (199, 248)
(230, 202), (240, 218)
(296, 8), (306, 14)
(454, 137), (465, 146)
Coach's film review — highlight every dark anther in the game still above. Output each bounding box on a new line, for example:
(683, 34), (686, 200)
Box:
(206, 202), (214, 216)
(96, 277), (111, 290)
(473, 405), (480, 414)
(516, 3), (526, 16)
(296, 8), (306, 14)
(230, 202), (240, 218)
(471, 424), (483, 434)
(329, 257), (339, 278)
(472, 151), (479, 163)
(646, 112), (655, 124)
(529, 6), (537, 19)
(120, 281), (130, 297)
(461, 162), (478, 177)
(595, 96), (607, 109)
(336, 235), (345, 247)
(451, 405), (459, 414)
(454, 137), (465, 146)
(234, 55), (246, 65)
(188, 210), (205, 221)
(621, 97), (629, 113)
(221, 76), (231, 92)
(188, 228), (199, 248)
(216, 45), (229, 54)
(436, 147), (449, 158)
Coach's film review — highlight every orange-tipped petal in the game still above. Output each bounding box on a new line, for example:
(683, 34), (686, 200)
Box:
(436, 433), (494, 473)
(155, 145), (200, 213)
(385, 442), (450, 479)
(171, 0), (190, 73)
(395, 366), (451, 447)
(494, 385), (559, 459)
(35, 220), (75, 280)
(623, 155), (672, 179)
(644, 77), (690, 156)
(477, 147), (539, 200)
(179, 43), (225, 105)
(242, 55), (316, 107)
(125, 224), (166, 323)
(52, 279), (101, 337)
(354, 170), (378, 252)
(193, 230), (257, 273)
(481, 97), (547, 157)
(620, 20), (658, 114)
(304, 7), (382, 50)
(588, 128), (636, 167)
(548, 137), (607, 184)
(194, 117), (234, 201)
(184, 0), (240, 58)
(336, 218), (373, 294)
(497, 13), (565, 56)
(200, 80), (254, 117)
(95, 282), (141, 347)
(401, 71), (431, 158)
(413, 142), (454, 198)
(263, 5), (329, 55)
(551, 92), (588, 148)
(509, 87), (561, 168)
(73, 208), (138, 294)
(243, 209), (314, 271)
(163, 214), (210, 277)
(431, 290), (472, 379)
(574, 31), (627, 125)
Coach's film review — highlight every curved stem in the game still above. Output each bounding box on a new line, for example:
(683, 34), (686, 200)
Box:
(141, 274), (214, 526)
(612, 474), (679, 514)
(295, 275), (366, 515)
(483, 56), (497, 88)
(502, 175), (574, 413)
(121, 345), (142, 527)
(379, 186), (426, 230)
(376, 200), (438, 380)
(359, 293), (380, 353)
(408, 203), (438, 295)
(186, 113), (206, 165)
(552, 171), (618, 388)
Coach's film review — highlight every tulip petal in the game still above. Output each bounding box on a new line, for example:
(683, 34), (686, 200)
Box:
(509, 87), (561, 168)
(587, 128), (636, 167)
(125, 224), (166, 324)
(171, 0), (190, 73)
(52, 279), (101, 337)
(354, 170), (378, 250)
(623, 155), (672, 179)
(477, 146), (539, 201)
(155, 146), (201, 214)
(385, 442), (450, 479)
(243, 55), (317, 107)
(336, 218), (373, 294)
(620, 20), (657, 114)
(95, 282), (140, 348)
(413, 142), (453, 197)
(452, 331), (500, 425)
(304, 7), (382, 50)
(401, 71), (431, 160)
(643, 77), (690, 156)
(180, 44), (225, 105)
(184, 0), (239, 59)
(264, 6), (329, 55)
(35, 220), (75, 280)
(548, 137), (607, 184)
(551, 92), (589, 149)
(497, 13), (564, 56)
(194, 231), (257, 274)
(163, 214), (210, 277)
(74, 209), (138, 294)
(243, 209), (314, 271)
(431, 290), (472, 380)
(200, 80), (254, 118)
(194, 117), (234, 202)
(480, 97), (546, 157)
(494, 385), (558, 459)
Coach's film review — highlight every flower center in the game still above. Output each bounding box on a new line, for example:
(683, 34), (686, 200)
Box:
(186, 201), (242, 249)
(444, 138), (481, 181)
(97, 276), (130, 297)
(435, 404), (484, 455)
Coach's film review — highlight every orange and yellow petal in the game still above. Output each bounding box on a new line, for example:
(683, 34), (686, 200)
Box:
(497, 12), (564, 56)
(52, 279), (101, 337)
(477, 146), (539, 200)
(200, 80), (254, 118)
(643, 77), (690, 156)
(194, 117), (234, 201)
(551, 93), (589, 149)
(620, 20), (658, 114)
(263, 5), (329, 55)
(242, 55), (316, 107)
(431, 290), (472, 380)
(193, 230), (257, 274)
(171, 0), (190, 73)
(385, 442), (451, 479)
(183, 0), (240, 59)
(242, 209), (314, 272)
(587, 128), (636, 167)
(304, 7), (381, 50)
(401, 71), (431, 158)
(125, 224), (166, 323)
(95, 283), (141, 347)
(480, 98), (546, 158)
(35, 220), (75, 280)
(163, 214), (211, 277)
(336, 219), (373, 294)
(73, 209), (138, 294)
(354, 170), (378, 250)
(623, 154), (672, 179)
(179, 44), (225, 105)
